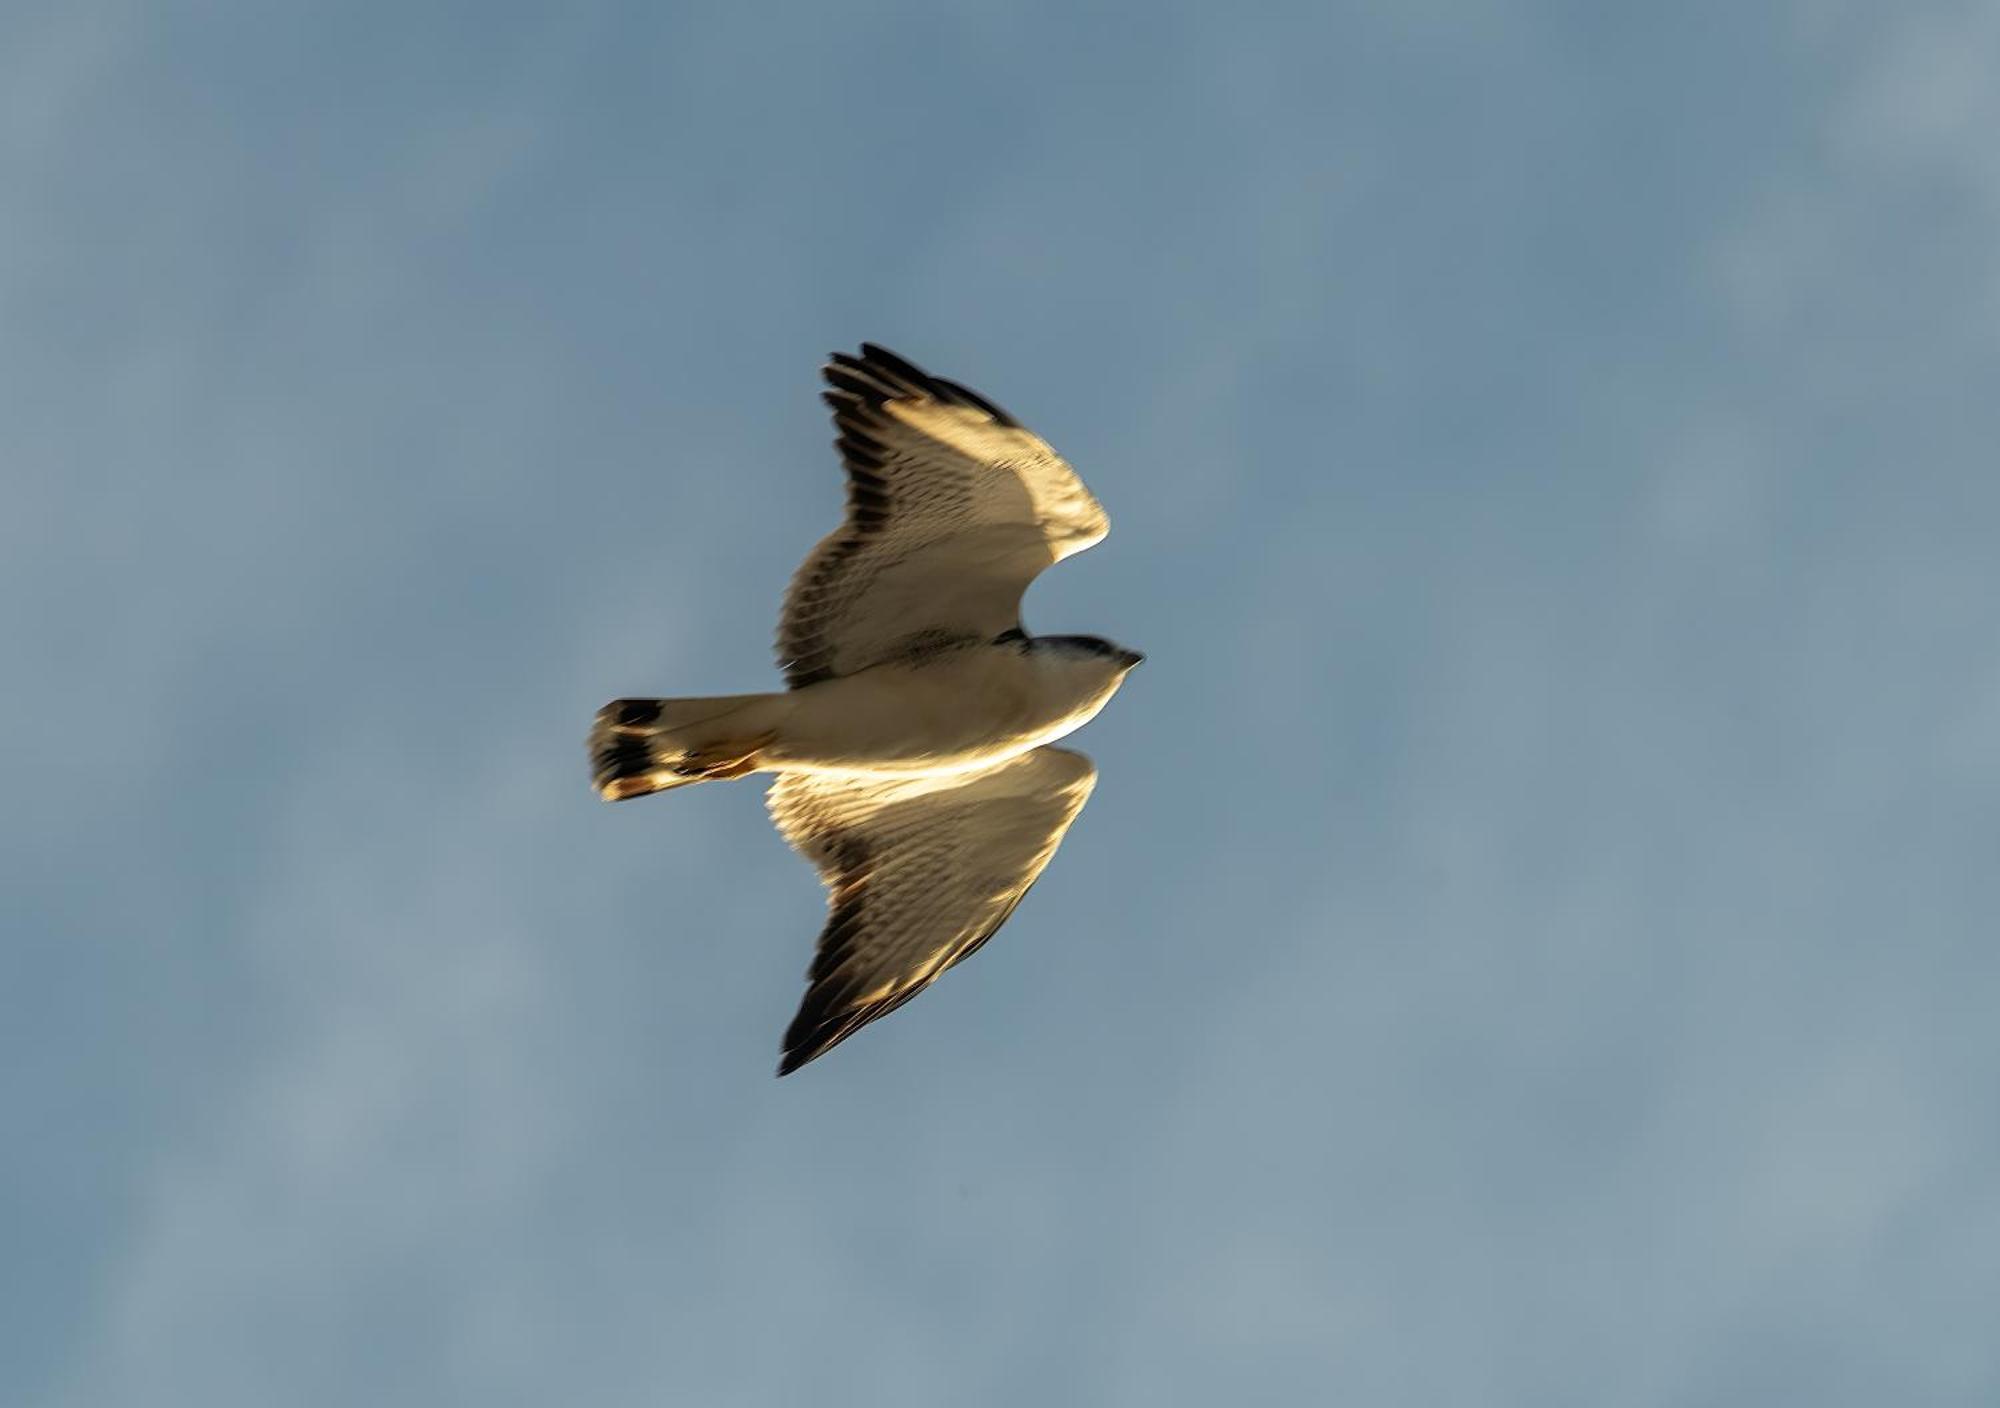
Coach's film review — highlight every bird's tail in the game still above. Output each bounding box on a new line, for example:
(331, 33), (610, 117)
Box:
(588, 692), (790, 801)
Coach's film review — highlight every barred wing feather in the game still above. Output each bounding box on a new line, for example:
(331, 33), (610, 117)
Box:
(765, 746), (1098, 1074)
(777, 344), (1108, 688)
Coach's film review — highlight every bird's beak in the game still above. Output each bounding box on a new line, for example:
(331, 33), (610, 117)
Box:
(1120, 649), (1146, 670)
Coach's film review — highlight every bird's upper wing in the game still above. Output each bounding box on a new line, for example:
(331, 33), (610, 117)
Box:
(765, 746), (1098, 1075)
(776, 344), (1109, 688)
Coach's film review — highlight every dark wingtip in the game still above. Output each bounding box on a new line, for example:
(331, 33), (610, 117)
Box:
(928, 374), (1020, 427)
(774, 1025), (854, 1076)
(776, 1026), (834, 1077)
(775, 975), (874, 1077)
(852, 343), (933, 401)
(776, 1000), (842, 1076)
(817, 344), (1021, 427)
(857, 341), (918, 373)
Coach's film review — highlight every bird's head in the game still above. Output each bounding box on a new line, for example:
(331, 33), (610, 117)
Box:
(1035, 634), (1145, 672)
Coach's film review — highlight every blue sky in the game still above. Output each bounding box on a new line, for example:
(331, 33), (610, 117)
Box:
(7, 1), (1999, 1403)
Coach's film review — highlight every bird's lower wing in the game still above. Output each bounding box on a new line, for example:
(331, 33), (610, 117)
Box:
(764, 746), (1099, 1075)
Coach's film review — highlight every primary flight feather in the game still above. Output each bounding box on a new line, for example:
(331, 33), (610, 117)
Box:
(589, 344), (1140, 1075)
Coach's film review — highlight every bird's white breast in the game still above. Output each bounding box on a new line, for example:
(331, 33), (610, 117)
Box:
(766, 646), (1125, 777)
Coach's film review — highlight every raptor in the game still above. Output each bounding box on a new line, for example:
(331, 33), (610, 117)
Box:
(589, 344), (1140, 1075)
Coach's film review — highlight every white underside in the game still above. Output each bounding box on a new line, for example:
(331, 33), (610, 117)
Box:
(762, 647), (1128, 778)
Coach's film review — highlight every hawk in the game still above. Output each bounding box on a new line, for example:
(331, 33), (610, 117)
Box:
(589, 344), (1140, 1075)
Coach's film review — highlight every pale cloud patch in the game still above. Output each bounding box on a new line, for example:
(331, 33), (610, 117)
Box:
(53, 727), (578, 1408)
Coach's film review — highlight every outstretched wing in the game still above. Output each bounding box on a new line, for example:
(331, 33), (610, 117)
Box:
(765, 747), (1098, 1075)
(776, 344), (1109, 688)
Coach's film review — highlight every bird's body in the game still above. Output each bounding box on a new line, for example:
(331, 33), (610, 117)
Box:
(777, 638), (1127, 775)
(598, 634), (1135, 786)
(589, 344), (1138, 1074)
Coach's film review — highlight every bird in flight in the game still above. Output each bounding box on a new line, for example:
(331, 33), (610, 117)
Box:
(589, 344), (1141, 1075)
